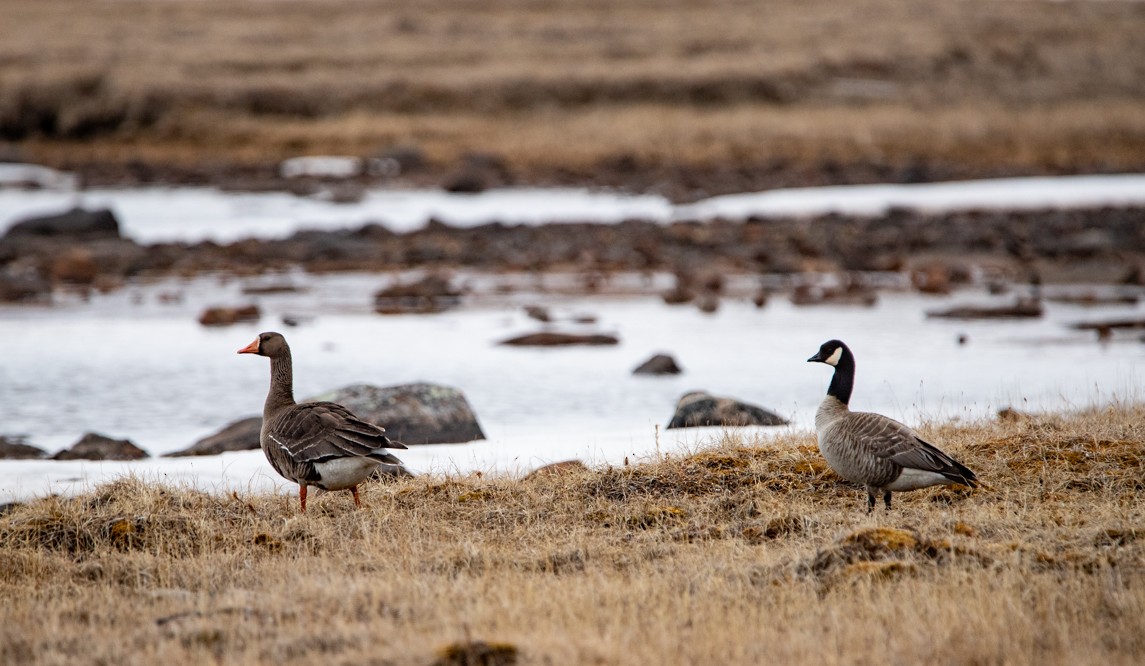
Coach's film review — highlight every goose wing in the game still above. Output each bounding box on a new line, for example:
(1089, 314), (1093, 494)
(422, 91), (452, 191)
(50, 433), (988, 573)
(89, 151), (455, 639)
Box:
(266, 401), (407, 466)
(849, 412), (978, 486)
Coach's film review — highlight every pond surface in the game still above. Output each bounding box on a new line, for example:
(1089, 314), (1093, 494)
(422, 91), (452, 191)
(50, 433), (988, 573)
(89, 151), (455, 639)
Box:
(2, 172), (1144, 502)
(3, 172), (1145, 243)
(0, 271), (1140, 503)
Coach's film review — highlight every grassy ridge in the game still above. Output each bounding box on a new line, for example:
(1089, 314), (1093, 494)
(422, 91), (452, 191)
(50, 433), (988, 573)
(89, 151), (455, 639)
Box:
(1, 406), (1143, 664)
(3, 0), (1145, 190)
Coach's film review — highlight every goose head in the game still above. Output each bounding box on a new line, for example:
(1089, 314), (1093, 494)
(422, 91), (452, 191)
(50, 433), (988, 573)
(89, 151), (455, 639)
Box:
(237, 331), (290, 358)
(807, 339), (849, 367)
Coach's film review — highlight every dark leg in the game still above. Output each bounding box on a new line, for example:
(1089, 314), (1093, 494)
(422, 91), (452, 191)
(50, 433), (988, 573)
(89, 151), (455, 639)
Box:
(299, 484), (308, 513)
(866, 490), (876, 514)
(351, 485), (362, 509)
(883, 490), (892, 511)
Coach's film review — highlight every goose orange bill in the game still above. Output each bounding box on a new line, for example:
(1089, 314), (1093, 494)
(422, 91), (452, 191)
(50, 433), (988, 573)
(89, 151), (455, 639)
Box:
(237, 338), (260, 354)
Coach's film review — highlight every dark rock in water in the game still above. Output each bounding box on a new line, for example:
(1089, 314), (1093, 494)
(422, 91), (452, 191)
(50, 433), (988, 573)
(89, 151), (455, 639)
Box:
(4, 207), (120, 239)
(198, 304), (261, 326)
(661, 285), (695, 305)
(790, 283), (877, 307)
(1044, 290), (1138, 306)
(696, 291), (720, 313)
(52, 432), (148, 461)
(307, 382), (485, 445)
(443, 152), (513, 193)
(523, 305), (552, 322)
(0, 260), (51, 302)
(926, 297), (1043, 320)
(164, 417), (262, 457)
(374, 274), (462, 314)
(499, 332), (619, 347)
(241, 282), (305, 295)
(48, 247), (99, 284)
(633, 353), (683, 376)
(666, 391), (788, 429)
(0, 435), (47, 460)
(377, 144), (426, 174)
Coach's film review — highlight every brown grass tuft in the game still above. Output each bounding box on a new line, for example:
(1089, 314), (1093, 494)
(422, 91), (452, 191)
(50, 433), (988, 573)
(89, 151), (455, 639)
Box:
(1, 407), (1145, 663)
(434, 640), (520, 666)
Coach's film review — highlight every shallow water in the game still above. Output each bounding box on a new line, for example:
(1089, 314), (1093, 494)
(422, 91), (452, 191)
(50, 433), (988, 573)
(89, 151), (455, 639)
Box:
(3, 173), (1145, 243)
(3, 172), (1144, 501)
(0, 272), (1141, 502)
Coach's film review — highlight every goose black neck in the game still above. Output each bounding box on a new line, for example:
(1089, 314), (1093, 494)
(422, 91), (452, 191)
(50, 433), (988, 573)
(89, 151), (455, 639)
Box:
(827, 349), (855, 406)
(265, 351), (296, 414)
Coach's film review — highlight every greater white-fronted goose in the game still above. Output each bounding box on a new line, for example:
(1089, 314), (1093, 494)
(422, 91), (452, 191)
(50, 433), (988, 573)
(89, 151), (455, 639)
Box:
(807, 339), (978, 513)
(238, 331), (406, 512)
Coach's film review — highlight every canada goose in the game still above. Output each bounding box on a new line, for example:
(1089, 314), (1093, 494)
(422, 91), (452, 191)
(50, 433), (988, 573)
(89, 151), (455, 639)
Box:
(238, 331), (406, 512)
(807, 339), (978, 512)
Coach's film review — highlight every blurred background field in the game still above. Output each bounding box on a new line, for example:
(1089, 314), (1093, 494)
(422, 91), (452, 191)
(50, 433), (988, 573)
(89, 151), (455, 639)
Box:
(3, 0), (1145, 198)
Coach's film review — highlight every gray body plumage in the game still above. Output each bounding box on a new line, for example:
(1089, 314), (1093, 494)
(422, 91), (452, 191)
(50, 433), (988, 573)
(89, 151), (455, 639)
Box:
(808, 340), (977, 511)
(261, 400), (402, 491)
(241, 331), (405, 510)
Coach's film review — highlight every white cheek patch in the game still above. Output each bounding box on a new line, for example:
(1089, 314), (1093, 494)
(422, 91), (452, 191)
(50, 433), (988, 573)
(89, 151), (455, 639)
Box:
(824, 347), (843, 366)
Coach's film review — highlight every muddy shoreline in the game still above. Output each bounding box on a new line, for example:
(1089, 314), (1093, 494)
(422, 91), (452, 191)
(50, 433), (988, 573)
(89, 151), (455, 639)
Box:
(3, 196), (1143, 305)
(27, 152), (1139, 206)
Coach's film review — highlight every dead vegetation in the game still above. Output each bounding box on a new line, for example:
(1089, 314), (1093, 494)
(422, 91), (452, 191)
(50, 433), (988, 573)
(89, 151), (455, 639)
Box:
(3, 0), (1145, 194)
(1, 406), (1144, 663)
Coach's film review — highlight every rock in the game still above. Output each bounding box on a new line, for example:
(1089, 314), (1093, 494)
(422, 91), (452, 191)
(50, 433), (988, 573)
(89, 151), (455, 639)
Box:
(499, 332), (619, 347)
(633, 353), (683, 376)
(443, 152), (512, 193)
(4, 206), (120, 239)
(374, 274), (462, 314)
(661, 284), (694, 305)
(0, 435), (47, 460)
(1044, 290), (1138, 306)
(790, 283), (877, 307)
(752, 287), (770, 308)
(164, 417), (261, 457)
(926, 297), (1043, 320)
(0, 259), (50, 302)
(241, 282), (305, 295)
(376, 145), (426, 174)
(523, 305), (552, 322)
(1071, 317), (1145, 332)
(666, 391), (788, 429)
(198, 305), (261, 326)
(52, 432), (148, 461)
(695, 291), (720, 313)
(523, 460), (589, 481)
(49, 247), (99, 284)
(911, 264), (953, 295)
(307, 383), (485, 445)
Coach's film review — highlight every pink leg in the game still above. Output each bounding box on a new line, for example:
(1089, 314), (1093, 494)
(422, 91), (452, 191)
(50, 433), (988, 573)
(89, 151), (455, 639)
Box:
(299, 484), (308, 513)
(351, 485), (362, 509)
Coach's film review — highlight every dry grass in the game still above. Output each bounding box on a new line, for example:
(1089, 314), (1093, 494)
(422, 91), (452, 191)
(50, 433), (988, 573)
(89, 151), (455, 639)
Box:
(3, 0), (1145, 184)
(2, 406), (1144, 664)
